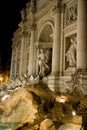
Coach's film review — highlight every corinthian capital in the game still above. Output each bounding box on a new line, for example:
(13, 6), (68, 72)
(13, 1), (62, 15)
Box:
(52, 1), (62, 14)
(30, 0), (36, 13)
(30, 23), (36, 31)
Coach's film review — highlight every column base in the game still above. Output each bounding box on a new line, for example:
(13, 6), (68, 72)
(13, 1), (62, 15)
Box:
(48, 69), (87, 95)
(48, 74), (71, 94)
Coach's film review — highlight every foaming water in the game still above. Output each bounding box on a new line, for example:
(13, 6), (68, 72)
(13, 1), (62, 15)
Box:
(0, 123), (18, 130)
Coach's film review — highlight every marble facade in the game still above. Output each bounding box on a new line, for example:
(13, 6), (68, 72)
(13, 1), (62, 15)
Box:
(10, 0), (87, 94)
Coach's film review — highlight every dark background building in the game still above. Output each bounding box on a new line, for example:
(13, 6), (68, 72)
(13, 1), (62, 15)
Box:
(0, 0), (29, 76)
(0, 0), (29, 81)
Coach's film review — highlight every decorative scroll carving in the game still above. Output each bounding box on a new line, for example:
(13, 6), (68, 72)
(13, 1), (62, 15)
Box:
(22, 31), (29, 37)
(63, 69), (87, 96)
(65, 3), (77, 25)
(52, 1), (62, 13)
(30, 23), (36, 31)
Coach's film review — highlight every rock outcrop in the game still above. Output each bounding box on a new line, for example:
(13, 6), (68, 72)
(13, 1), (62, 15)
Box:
(0, 83), (55, 125)
(0, 82), (83, 130)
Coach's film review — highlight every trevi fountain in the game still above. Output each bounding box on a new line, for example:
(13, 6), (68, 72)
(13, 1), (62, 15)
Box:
(0, 0), (87, 130)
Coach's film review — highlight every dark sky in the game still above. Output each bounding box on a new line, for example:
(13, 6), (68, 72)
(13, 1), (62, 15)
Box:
(0, 0), (29, 72)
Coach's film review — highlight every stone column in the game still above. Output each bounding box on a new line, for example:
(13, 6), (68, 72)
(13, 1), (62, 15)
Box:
(19, 35), (25, 76)
(28, 25), (35, 75)
(23, 41), (26, 73)
(51, 6), (61, 75)
(48, 3), (62, 92)
(10, 46), (14, 78)
(23, 34), (28, 74)
(15, 46), (17, 77)
(10, 44), (17, 78)
(60, 5), (65, 76)
(77, 0), (87, 69)
(76, 0), (87, 95)
(36, 47), (39, 75)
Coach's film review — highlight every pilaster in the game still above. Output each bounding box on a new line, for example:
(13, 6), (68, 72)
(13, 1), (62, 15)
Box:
(51, 1), (61, 75)
(77, 0), (87, 91)
(28, 24), (36, 75)
(48, 1), (62, 92)
(19, 32), (25, 76)
(77, 0), (87, 70)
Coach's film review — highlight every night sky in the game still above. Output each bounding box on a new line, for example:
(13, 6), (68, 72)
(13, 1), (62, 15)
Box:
(0, 0), (29, 72)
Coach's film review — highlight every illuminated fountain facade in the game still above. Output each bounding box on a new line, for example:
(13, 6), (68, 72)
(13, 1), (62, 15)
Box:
(9, 0), (87, 129)
(10, 0), (87, 95)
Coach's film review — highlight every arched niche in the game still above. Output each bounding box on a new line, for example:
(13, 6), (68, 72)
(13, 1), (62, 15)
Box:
(36, 21), (54, 77)
(38, 21), (54, 47)
(39, 24), (53, 42)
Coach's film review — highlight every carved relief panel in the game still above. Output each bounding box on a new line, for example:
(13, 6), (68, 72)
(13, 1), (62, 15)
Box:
(65, 1), (77, 26)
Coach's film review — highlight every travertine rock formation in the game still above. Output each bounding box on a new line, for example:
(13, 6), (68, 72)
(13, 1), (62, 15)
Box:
(0, 83), (55, 124)
(0, 82), (83, 130)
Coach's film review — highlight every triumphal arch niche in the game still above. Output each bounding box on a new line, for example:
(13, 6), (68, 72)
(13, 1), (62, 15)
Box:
(37, 22), (53, 78)
(10, 0), (87, 94)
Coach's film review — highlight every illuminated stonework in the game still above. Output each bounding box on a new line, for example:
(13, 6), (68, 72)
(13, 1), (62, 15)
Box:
(10, 0), (87, 95)
(0, 0), (87, 129)
(9, 1), (87, 128)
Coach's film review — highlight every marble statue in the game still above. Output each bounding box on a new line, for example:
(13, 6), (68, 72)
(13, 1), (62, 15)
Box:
(66, 4), (77, 25)
(65, 37), (77, 67)
(21, 8), (26, 21)
(38, 49), (50, 77)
